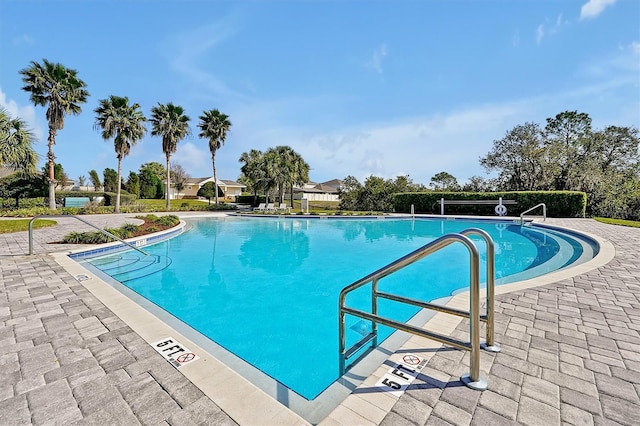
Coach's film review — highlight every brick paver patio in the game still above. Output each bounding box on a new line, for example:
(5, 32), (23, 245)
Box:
(1, 215), (638, 425)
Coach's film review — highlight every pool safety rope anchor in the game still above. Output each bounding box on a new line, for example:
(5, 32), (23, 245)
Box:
(338, 228), (500, 392)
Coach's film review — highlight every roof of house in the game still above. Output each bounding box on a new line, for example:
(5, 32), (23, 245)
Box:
(184, 177), (245, 188)
(319, 179), (343, 188)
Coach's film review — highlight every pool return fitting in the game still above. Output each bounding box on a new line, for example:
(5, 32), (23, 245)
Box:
(338, 228), (499, 391)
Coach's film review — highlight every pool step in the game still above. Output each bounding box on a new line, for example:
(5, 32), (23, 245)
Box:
(90, 253), (172, 282)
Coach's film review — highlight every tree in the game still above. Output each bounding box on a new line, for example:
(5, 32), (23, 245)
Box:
(0, 172), (47, 207)
(338, 175), (424, 212)
(338, 175), (364, 211)
(43, 163), (68, 190)
(288, 150), (310, 207)
(103, 168), (118, 192)
(139, 162), (166, 181)
(198, 109), (231, 206)
(197, 181), (224, 205)
(0, 107), (39, 176)
(78, 175), (86, 187)
(429, 171), (460, 191)
(138, 166), (164, 199)
(462, 176), (495, 192)
(170, 163), (189, 199)
(53, 163), (67, 189)
(238, 149), (266, 206)
(478, 111), (640, 219)
(88, 169), (102, 190)
(480, 122), (550, 191)
(94, 95), (147, 213)
(20, 59), (89, 209)
(544, 111), (592, 190)
(124, 171), (140, 198)
(150, 103), (191, 210)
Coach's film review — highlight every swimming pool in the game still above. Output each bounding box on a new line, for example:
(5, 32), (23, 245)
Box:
(80, 216), (596, 401)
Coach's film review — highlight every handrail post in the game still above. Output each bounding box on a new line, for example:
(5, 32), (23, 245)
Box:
(372, 278), (379, 348)
(28, 217), (36, 255)
(339, 310), (346, 375)
(460, 243), (488, 390)
(460, 229), (500, 353)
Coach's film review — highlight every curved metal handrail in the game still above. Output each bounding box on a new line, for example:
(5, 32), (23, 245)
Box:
(520, 203), (546, 224)
(339, 230), (492, 390)
(28, 214), (149, 256)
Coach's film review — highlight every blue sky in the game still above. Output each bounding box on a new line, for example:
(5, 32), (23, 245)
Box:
(1, 0), (639, 186)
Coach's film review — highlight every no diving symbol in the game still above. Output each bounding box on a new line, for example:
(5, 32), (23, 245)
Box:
(176, 353), (195, 363)
(402, 354), (421, 365)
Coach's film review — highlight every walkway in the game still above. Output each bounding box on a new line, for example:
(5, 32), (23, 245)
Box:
(375, 218), (640, 426)
(0, 215), (638, 425)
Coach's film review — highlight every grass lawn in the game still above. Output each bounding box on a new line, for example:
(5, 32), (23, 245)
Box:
(0, 219), (57, 234)
(594, 217), (640, 228)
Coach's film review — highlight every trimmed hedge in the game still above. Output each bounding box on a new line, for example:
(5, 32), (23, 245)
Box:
(102, 192), (137, 206)
(394, 191), (586, 218)
(235, 195), (266, 206)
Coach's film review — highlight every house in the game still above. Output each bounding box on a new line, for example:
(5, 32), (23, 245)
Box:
(176, 177), (246, 201)
(292, 179), (342, 202)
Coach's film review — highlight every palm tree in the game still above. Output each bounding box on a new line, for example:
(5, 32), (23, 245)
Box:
(288, 150), (310, 207)
(239, 149), (265, 206)
(198, 109), (231, 206)
(94, 96), (147, 213)
(149, 103), (191, 210)
(0, 108), (39, 177)
(20, 59), (89, 209)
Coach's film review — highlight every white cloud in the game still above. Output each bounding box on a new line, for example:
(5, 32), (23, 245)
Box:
(536, 25), (545, 45)
(161, 17), (244, 101)
(12, 34), (34, 46)
(536, 14), (566, 45)
(0, 88), (44, 142)
(580, 0), (616, 20)
(512, 33), (520, 48)
(366, 43), (388, 74)
(172, 142), (210, 177)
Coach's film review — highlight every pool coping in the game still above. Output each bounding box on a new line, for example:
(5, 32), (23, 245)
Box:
(52, 215), (616, 426)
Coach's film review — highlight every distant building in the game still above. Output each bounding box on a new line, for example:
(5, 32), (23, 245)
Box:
(292, 179), (343, 201)
(176, 177), (246, 201)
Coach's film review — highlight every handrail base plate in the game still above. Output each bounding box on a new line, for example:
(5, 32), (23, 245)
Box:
(461, 373), (488, 391)
(481, 343), (501, 353)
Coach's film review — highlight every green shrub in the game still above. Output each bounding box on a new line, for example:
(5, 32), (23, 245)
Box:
(205, 203), (237, 211)
(155, 215), (180, 227)
(102, 192), (137, 206)
(235, 195), (265, 205)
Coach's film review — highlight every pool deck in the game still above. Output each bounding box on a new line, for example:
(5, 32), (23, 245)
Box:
(1, 214), (639, 425)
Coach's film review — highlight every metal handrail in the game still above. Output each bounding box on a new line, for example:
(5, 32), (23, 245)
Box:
(460, 228), (500, 353)
(339, 229), (493, 391)
(520, 203), (546, 224)
(28, 214), (149, 256)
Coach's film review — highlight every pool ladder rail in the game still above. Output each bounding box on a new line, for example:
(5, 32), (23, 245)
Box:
(520, 203), (546, 224)
(28, 214), (150, 256)
(338, 228), (501, 391)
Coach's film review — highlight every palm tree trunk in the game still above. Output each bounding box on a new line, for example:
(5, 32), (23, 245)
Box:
(212, 155), (219, 206)
(47, 128), (57, 210)
(115, 156), (122, 214)
(289, 184), (294, 208)
(166, 154), (171, 211)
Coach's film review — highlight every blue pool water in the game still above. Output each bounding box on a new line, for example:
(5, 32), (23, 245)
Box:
(83, 217), (595, 400)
